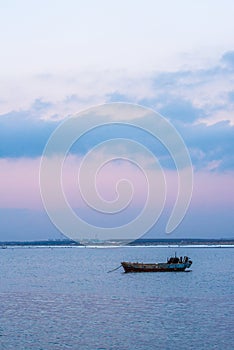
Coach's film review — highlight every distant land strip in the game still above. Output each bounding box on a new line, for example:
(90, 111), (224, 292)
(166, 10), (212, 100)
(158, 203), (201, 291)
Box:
(0, 238), (234, 247)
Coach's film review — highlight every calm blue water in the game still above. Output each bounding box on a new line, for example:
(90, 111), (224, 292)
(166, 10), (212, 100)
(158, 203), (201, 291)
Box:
(0, 246), (233, 349)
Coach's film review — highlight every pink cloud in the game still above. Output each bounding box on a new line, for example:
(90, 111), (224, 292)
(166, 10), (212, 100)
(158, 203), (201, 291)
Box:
(191, 171), (234, 208)
(1, 156), (234, 218)
(0, 158), (43, 210)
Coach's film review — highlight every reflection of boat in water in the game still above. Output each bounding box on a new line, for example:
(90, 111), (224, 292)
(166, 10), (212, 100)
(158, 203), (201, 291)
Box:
(121, 254), (192, 273)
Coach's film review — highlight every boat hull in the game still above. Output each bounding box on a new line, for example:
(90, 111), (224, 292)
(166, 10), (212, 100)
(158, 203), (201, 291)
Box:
(121, 261), (192, 273)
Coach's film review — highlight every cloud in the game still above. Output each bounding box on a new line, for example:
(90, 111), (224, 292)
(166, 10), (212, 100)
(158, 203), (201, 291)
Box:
(176, 120), (234, 171)
(1, 101), (234, 172)
(1, 50), (234, 126)
(106, 52), (234, 126)
(159, 99), (203, 123)
(137, 53), (234, 126)
(0, 50), (233, 173)
(228, 91), (234, 102)
(221, 50), (234, 69)
(107, 92), (134, 104)
(0, 108), (58, 158)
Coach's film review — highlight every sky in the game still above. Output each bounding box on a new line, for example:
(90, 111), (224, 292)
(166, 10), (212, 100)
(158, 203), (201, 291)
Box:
(0, 0), (234, 241)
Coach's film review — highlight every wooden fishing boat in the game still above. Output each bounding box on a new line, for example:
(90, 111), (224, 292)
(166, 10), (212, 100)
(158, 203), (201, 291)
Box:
(121, 255), (192, 273)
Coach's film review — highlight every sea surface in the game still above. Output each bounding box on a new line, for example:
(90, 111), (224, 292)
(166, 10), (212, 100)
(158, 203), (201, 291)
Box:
(0, 246), (233, 350)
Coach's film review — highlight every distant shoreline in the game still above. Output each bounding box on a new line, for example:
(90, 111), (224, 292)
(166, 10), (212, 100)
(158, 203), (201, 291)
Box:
(1, 238), (234, 247)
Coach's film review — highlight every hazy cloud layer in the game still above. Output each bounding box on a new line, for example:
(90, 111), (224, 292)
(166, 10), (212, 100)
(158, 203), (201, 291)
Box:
(1, 94), (233, 172)
(0, 51), (234, 124)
